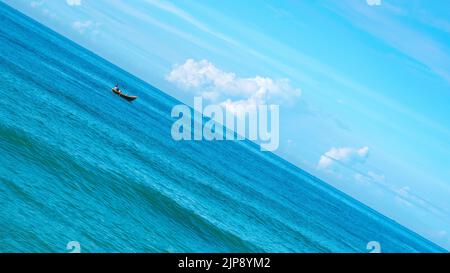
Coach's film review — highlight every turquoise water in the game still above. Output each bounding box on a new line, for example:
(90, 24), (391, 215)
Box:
(0, 3), (445, 253)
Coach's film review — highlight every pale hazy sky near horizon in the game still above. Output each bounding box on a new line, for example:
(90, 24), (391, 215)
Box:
(3, 0), (450, 250)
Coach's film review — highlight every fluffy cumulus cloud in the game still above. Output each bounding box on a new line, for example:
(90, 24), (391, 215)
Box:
(317, 146), (369, 169)
(167, 59), (301, 110)
(366, 0), (382, 6)
(66, 0), (82, 6)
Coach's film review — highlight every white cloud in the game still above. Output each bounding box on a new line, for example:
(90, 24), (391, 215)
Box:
(72, 20), (92, 33)
(30, 1), (44, 8)
(66, 0), (81, 6)
(351, 170), (387, 189)
(393, 186), (448, 220)
(366, 0), (381, 6)
(317, 146), (369, 169)
(28, 1), (57, 19)
(71, 20), (102, 35)
(395, 186), (427, 207)
(167, 59), (301, 110)
(395, 195), (414, 207)
(367, 171), (385, 183)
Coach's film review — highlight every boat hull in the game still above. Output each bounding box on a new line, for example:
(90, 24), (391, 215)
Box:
(112, 88), (138, 102)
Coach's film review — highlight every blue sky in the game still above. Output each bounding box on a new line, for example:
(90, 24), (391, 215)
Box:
(4, 0), (450, 250)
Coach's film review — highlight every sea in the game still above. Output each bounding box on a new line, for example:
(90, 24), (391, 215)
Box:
(0, 2), (445, 253)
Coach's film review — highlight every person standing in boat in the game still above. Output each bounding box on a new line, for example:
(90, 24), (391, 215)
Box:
(114, 83), (121, 93)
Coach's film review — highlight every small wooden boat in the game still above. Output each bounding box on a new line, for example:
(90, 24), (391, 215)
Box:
(112, 87), (138, 102)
